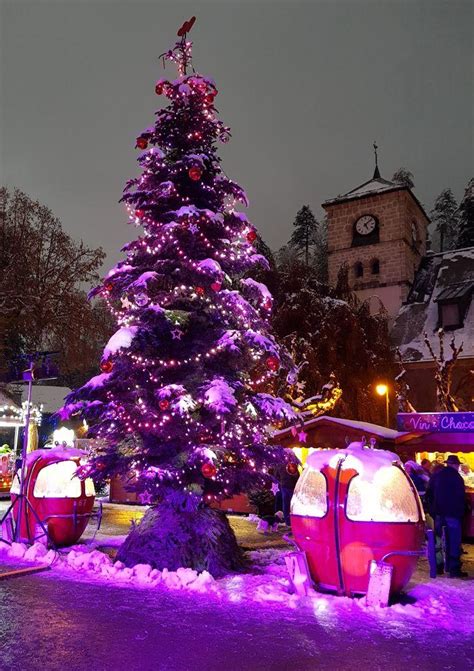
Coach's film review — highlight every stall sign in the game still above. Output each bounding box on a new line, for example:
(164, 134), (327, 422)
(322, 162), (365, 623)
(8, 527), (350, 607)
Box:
(397, 412), (474, 433)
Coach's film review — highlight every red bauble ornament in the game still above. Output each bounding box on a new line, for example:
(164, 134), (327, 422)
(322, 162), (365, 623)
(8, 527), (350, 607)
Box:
(159, 399), (170, 411)
(136, 136), (148, 150)
(135, 209), (145, 219)
(188, 166), (203, 181)
(264, 298), (272, 310)
(100, 360), (113, 374)
(204, 93), (215, 105)
(155, 82), (164, 95)
(286, 462), (298, 476)
(195, 286), (205, 296)
(105, 283), (114, 292)
(246, 230), (257, 243)
(211, 282), (222, 292)
(195, 80), (208, 93)
(201, 462), (217, 478)
(266, 355), (280, 372)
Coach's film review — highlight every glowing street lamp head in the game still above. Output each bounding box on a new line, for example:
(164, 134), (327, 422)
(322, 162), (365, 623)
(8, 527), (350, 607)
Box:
(375, 383), (388, 397)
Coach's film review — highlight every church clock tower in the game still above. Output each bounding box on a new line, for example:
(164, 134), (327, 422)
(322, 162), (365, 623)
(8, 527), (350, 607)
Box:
(322, 150), (430, 318)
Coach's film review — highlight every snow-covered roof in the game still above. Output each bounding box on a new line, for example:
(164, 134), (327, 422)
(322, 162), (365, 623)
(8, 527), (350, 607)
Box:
(322, 172), (430, 222)
(0, 388), (20, 410)
(323, 173), (404, 205)
(392, 247), (474, 362)
(274, 415), (405, 440)
(21, 385), (72, 414)
(324, 176), (399, 204)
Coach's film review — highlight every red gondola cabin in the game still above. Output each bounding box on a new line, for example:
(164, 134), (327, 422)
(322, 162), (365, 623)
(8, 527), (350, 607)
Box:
(290, 442), (425, 597)
(10, 447), (96, 547)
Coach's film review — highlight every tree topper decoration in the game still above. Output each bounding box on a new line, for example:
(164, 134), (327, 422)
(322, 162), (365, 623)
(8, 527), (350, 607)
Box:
(160, 16), (197, 76)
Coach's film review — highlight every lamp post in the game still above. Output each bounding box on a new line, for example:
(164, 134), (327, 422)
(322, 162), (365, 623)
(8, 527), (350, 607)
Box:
(375, 383), (390, 427)
(0, 350), (59, 546)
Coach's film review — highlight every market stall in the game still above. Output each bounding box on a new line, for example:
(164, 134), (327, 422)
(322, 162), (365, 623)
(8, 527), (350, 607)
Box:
(273, 416), (404, 466)
(275, 412), (474, 536)
(397, 412), (474, 536)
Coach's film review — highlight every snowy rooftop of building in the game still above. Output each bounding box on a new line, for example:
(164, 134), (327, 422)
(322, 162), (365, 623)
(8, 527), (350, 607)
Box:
(322, 171), (430, 221)
(0, 387), (21, 410)
(21, 385), (72, 414)
(392, 247), (474, 361)
(323, 176), (400, 205)
(274, 414), (406, 441)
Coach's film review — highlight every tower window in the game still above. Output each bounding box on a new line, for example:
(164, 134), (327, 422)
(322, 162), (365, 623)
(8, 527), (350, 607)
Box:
(355, 262), (364, 278)
(371, 259), (380, 275)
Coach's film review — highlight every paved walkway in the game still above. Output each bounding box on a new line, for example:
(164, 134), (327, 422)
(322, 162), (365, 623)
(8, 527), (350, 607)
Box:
(1, 502), (473, 671)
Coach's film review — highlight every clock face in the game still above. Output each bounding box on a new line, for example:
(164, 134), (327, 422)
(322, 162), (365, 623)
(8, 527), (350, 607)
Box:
(355, 214), (377, 236)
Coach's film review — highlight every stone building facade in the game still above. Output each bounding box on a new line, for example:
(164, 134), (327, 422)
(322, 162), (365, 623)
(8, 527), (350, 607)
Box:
(322, 168), (473, 412)
(323, 170), (430, 319)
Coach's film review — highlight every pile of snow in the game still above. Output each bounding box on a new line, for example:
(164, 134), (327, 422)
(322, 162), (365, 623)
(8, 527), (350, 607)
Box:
(307, 441), (401, 481)
(0, 542), (472, 632)
(0, 541), (218, 595)
(104, 326), (138, 358)
(84, 373), (112, 390)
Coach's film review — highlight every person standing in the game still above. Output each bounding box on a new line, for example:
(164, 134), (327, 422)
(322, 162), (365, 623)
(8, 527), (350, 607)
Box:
(421, 458), (432, 478)
(427, 455), (468, 578)
(405, 460), (427, 496)
(275, 461), (300, 527)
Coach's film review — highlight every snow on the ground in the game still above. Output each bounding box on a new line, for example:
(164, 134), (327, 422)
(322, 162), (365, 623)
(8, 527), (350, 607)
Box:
(0, 540), (472, 634)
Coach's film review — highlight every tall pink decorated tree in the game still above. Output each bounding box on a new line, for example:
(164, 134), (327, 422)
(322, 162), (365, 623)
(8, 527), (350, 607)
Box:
(62, 21), (296, 575)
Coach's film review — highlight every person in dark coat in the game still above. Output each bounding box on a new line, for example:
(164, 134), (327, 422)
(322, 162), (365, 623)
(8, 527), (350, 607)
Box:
(405, 460), (427, 496)
(275, 461), (300, 526)
(426, 455), (468, 578)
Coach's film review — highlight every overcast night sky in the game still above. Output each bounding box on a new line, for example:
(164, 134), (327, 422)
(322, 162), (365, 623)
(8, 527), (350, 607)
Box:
(1, 0), (473, 266)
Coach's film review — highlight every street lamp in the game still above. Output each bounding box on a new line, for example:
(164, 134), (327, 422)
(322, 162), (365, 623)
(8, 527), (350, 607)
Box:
(375, 383), (390, 427)
(0, 350), (59, 546)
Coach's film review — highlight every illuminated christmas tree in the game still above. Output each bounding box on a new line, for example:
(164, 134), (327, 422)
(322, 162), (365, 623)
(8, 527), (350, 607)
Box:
(62, 20), (296, 574)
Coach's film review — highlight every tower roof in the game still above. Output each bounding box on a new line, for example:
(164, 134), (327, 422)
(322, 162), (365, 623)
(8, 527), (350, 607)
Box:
(322, 173), (430, 222)
(323, 174), (401, 206)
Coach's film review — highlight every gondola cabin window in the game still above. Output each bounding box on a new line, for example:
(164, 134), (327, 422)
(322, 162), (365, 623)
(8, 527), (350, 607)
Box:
(346, 466), (419, 522)
(31, 461), (95, 498)
(291, 467), (327, 517)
